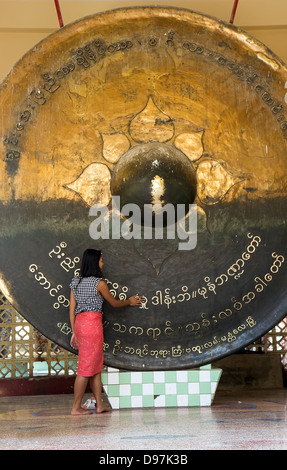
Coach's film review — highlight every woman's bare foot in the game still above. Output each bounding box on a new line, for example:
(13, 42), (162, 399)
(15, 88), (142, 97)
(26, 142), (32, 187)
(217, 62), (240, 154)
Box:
(96, 401), (111, 414)
(71, 407), (93, 416)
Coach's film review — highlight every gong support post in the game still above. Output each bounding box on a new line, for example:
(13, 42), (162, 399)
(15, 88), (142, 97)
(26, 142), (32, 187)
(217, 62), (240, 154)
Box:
(230, 0), (239, 24)
(54, 0), (64, 28)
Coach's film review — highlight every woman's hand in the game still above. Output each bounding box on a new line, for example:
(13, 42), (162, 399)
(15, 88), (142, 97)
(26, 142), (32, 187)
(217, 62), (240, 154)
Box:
(70, 333), (78, 350)
(128, 294), (145, 306)
(98, 280), (145, 308)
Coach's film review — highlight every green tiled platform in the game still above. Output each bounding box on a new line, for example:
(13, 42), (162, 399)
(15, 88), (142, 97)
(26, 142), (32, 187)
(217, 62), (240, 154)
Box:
(102, 364), (222, 409)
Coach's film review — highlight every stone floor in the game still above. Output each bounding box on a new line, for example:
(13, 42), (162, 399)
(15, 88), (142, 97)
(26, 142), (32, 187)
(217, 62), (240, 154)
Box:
(0, 388), (286, 451)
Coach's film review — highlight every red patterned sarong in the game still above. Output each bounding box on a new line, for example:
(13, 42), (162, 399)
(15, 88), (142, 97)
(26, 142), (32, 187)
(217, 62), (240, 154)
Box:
(75, 312), (104, 377)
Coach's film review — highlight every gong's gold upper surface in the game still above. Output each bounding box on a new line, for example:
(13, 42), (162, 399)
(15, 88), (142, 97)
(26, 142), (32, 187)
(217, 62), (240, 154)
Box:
(1, 7), (287, 207)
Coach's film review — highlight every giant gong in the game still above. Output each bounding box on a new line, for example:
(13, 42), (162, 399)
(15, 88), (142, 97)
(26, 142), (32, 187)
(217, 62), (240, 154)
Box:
(1, 7), (287, 370)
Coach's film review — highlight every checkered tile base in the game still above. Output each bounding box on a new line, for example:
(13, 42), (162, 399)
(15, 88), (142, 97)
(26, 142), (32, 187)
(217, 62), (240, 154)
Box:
(101, 364), (222, 409)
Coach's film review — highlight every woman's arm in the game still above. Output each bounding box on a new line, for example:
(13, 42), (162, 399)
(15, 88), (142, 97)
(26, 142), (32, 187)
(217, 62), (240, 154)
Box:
(69, 290), (78, 349)
(97, 280), (143, 307)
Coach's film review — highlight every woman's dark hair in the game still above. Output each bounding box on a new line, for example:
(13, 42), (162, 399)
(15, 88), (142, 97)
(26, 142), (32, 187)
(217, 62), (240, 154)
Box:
(79, 249), (103, 278)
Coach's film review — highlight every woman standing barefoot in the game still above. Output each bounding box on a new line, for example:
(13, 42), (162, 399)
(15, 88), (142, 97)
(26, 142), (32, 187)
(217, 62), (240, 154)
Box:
(69, 248), (143, 415)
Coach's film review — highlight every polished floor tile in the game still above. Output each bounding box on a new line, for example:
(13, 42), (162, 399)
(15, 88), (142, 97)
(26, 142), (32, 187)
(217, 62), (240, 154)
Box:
(0, 389), (286, 450)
